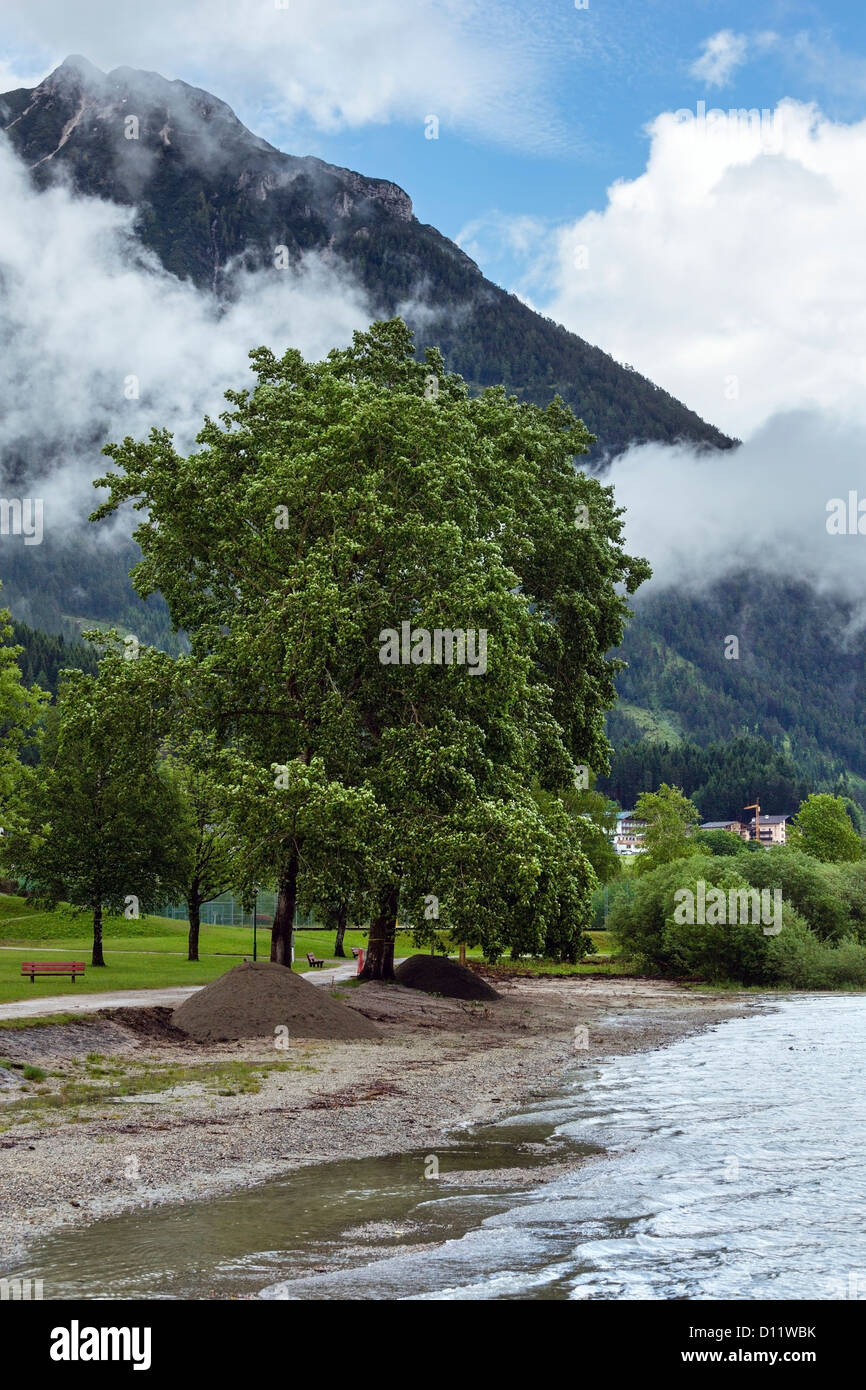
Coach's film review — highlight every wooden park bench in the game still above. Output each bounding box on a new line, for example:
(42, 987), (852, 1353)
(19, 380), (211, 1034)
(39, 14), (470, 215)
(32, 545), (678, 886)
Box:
(21, 961), (85, 984)
(305, 952), (324, 969)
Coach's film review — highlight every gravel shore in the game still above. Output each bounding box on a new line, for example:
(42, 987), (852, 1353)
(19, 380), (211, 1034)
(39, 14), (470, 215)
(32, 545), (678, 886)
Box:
(0, 974), (762, 1264)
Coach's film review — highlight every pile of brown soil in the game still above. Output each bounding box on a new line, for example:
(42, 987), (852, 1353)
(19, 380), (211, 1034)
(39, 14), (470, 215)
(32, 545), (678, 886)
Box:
(394, 954), (500, 1001)
(171, 961), (381, 1042)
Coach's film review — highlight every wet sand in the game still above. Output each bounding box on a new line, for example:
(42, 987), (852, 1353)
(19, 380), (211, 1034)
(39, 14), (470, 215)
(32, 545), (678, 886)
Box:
(0, 974), (763, 1264)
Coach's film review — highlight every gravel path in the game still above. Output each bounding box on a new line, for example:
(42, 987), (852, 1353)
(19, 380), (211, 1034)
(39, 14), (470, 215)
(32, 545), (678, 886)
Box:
(0, 961), (365, 1020)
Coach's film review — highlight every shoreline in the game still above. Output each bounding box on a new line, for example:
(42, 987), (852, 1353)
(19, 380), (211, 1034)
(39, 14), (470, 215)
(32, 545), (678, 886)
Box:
(0, 976), (767, 1267)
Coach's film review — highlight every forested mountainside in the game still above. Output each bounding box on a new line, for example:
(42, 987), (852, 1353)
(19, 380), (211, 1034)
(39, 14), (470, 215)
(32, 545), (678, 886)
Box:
(9, 620), (99, 694)
(597, 735), (814, 822)
(0, 536), (181, 655)
(0, 56), (733, 461)
(607, 577), (866, 805)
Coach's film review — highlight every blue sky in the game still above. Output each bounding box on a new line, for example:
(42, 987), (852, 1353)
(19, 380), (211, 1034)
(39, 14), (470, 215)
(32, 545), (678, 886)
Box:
(291, 0), (866, 270)
(3, 0), (866, 439)
(4, 0), (866, 291)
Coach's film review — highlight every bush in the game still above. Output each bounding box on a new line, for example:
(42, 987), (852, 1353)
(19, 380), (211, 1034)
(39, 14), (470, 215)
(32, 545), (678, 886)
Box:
(826, 860), (866, 944)
(765, 917), (866, 988)
(661, 863), (784, 984)
(609, 854), (753, 975)
(734, 848), (848, 941)
(692, 828), (746, 856)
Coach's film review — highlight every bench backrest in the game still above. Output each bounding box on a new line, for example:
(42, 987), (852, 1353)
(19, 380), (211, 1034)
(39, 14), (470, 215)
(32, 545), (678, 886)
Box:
(21, 961), (85, 972)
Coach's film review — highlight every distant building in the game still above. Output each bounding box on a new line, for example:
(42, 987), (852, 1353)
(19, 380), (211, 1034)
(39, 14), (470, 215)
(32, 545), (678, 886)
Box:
(612, 811), (647, 855)
(699, 815), (790, 845)
(700, 819), (746, 837)
(747, 814), (790, 846)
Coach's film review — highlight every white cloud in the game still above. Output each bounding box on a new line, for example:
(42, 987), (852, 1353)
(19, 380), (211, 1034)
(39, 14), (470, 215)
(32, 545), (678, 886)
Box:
(0, 56), (46, 90)
(0, 0), (563, 153)
(690, 30), (750, 89)
(0, 135), (373, 528)
(608, 411), (866, 607)
(541, 100), (866, 438)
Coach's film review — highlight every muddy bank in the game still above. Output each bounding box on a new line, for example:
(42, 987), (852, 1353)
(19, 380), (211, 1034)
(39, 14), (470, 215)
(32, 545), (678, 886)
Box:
(0, 975), (764, 1263)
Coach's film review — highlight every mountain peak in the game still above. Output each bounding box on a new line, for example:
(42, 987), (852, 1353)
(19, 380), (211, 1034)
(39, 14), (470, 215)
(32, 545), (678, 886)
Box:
(0, 60), (733, 458)
(45, 54), (106, 88)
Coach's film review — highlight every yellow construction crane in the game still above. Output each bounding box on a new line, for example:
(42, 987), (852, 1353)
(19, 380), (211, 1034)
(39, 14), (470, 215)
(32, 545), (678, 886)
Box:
(744, 800), (761, 843)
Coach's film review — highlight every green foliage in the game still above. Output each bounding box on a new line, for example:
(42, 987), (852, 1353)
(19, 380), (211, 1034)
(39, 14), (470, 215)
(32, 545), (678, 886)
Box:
(0, 601), (49, 817)
(789, 793), (863, 863)
(609, 855), (722, 975)
(10, 621), (99, 694)
(600, 734), (808, 821)
(610, 843), (866, 985)
(733, 848), (848, 941)
(1, 642), (183, 964)
(536, 781), (622, 886)
(692, 828), (746, 856)
(826, 860), (866, 943)
(764, 917), (866, 989)
(633, 783), (701, 874)
(662, 858), (785, 985)
(93, 318), (650, 971)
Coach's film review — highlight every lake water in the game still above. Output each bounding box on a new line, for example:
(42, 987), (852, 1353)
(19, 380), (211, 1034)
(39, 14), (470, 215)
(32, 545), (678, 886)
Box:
(7, 995), (866, 1300)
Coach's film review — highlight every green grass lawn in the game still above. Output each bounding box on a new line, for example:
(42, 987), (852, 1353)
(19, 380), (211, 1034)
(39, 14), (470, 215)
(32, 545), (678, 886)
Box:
(0, 894), (620, 1003)
(0, 895), (423, 1003)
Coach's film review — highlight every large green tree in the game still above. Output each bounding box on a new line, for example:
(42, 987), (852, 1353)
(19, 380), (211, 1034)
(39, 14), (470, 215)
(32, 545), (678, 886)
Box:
(93, 320), (649, 976)
(789, 793), (863, 864)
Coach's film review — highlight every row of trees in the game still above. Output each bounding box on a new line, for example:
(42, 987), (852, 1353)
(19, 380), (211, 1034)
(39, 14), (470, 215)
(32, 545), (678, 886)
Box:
(599, 734), (814, 822)
(0, 320), (649, 977)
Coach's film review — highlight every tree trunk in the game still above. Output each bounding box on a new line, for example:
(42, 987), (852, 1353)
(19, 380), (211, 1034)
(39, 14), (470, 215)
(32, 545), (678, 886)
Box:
(271, 853), (298, 966)
(92, 900), (106, 967)
(358, 886), (398, 981)
(187, 890), (201, 963)
(333, 904), (348, 958)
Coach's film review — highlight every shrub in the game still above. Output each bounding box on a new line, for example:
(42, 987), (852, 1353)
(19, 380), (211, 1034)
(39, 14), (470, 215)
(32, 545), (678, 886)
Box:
(826, 860), (866, 944)
(609, 855), (750, 975)
(765, 917), (866, 988)
(734, 848), (848, 941)
(661, 862), (785, 984)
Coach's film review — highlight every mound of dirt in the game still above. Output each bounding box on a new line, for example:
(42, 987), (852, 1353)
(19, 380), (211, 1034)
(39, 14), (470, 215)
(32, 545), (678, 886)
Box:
(171, 961), (381, 1042)
(394, 954), (500, 1001)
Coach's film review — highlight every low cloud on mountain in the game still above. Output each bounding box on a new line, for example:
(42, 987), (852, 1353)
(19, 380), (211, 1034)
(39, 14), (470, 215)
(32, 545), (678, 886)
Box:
(0, 135), (372, 528)
(606, 410), (866, 613)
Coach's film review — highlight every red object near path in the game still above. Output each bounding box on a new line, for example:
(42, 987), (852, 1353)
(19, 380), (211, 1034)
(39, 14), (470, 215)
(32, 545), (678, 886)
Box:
(21, 961), (85, 983)
(356, 948), (364, 976)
